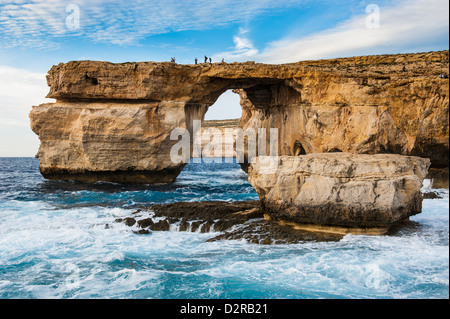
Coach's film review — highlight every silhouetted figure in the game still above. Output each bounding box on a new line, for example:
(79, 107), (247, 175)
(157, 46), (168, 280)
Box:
(204, 56), (208, 63)
(221, 58), (225, 64)
(209, 57), (212, 64)
(402, 65), (406, 72)
(170, 57), (176, 63)
(195, 58), (198, 65)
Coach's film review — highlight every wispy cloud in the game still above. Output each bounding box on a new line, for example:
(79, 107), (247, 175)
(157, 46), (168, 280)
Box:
(258, 0), (449, 63)
(0, 0), (305, 47)
(214, 0), (449, 63)
(213, 27), (259, 62)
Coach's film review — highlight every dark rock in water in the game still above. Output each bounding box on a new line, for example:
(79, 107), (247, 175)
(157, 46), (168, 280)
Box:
(124, 217), (136, 227)
(423, 191), (443, 199)
(113, 200), (353, 244)
(150, 219), (170, 231)
(213, 219), (238, 232)
(200, 220), (214, 233)
(134, 229), (151, 235)
(115, 200), (262, 233)
(138, 218), (154, 228)
(206, 219), (343, 244)
(190, 221), (202, 232)
(149, 201), (262, 220)
(179, 218), (189, 232)
(387, 219), (423, 236)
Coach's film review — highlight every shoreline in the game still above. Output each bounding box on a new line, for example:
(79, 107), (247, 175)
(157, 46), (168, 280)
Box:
(114, 183), (448, 244)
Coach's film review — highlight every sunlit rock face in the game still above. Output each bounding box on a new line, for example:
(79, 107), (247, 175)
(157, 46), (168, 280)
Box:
(30, 51), (448, 183)
(248, 154), (431, 229)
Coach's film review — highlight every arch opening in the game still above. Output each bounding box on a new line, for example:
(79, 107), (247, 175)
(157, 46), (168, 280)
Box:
(180, 80), (303, 182)
(204, 90), (242, 121)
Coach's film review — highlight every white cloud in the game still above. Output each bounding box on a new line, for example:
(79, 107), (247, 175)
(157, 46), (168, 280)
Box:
(0, 65), (53, 156)
(213, 0), (449, 63)
(213, 27), (259, 62)
(258, 0), (449, 63)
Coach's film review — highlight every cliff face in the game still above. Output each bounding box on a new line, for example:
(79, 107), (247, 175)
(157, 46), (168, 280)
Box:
(30, 101), (187, 183)
(30, 51), (449, 183)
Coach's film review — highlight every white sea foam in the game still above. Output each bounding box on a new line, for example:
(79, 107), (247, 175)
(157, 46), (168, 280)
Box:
(0, 160), (448, 298)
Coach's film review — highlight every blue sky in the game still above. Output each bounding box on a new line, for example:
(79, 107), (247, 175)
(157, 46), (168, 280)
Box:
(0, 0), (449, 156)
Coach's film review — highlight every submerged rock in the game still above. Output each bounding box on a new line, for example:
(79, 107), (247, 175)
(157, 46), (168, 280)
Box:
(248, 154), (431, 229)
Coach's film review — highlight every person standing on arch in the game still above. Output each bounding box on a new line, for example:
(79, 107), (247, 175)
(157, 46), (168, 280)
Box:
(195, 58), (198, 65)
(209, 57), (212, 65)
(204, 56), (208, 63)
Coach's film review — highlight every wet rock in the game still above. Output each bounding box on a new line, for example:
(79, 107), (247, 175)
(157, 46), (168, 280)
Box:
(150, 219), (170, 231)
(149, 201), (261, 220)
(111, 200), (409, 244)
(423, 191), (443, 199)
(179, 218), (189, 232)
(190, 221), (202, 233)
(124, 217), (136, 227)
(200, 220), (214, 233)
(206, 220), (344, 244)
(213, 219), (237, 232)
(134, 229), (151, 235)
(137, 218), (154, 228)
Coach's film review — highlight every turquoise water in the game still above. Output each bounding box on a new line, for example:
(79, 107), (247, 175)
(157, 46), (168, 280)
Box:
(0, 158), (448, 299)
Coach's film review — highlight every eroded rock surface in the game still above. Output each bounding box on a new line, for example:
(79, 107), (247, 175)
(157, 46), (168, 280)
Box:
(248, 154), (431, 228)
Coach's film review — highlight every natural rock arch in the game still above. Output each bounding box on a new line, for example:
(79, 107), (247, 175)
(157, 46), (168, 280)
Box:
(30, 51), (449, 184)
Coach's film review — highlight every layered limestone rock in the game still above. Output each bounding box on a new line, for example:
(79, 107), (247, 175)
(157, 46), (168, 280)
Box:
(248, 154), (431, 230)
(30, 51), (449, 183)
(30, 101), (187, 183)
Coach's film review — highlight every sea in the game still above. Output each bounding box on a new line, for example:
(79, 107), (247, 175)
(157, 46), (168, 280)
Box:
(0, 157), (448, 299)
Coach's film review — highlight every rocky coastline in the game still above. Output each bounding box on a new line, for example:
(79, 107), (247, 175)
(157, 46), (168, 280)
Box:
(114, 184), (443, 244)
(29, 51), (449, 241)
